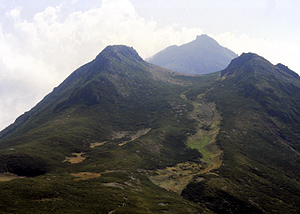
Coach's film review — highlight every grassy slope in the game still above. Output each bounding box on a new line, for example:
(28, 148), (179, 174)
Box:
(0, 46), (216, 213)
(182, 54), (300, 214)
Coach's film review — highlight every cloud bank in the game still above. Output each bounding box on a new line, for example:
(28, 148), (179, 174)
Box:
(0, 0), (299, 131)
(215, 33), (300, 72)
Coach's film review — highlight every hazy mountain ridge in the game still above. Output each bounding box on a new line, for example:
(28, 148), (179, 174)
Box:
(148, 34), (238, 75)
(0, 45), (300, 213)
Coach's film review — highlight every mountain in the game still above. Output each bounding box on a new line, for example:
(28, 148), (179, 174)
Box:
(0, 45), (211, 213)
(148, 34), (238, 75)
(182, 53), (300, 213)
(1, 46), (300, 214)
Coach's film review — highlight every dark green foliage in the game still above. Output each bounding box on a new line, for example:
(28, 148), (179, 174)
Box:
(0, 45), (208, 213)
(0, 154), (49, 176)
(1, 46), (300, 213)
(185, 52), (300, 213)
(182, 181), (263, 214)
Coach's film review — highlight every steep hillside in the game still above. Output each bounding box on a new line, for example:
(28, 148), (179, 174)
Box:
(0, 46), (300, 214)
(181, 53), (300, 213)
(0, 45), (214, 213)
(148, 34), (237, 75)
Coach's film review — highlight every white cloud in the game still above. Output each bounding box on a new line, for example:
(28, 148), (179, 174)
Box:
(214, 33), (300, 73)
(7, 8), (21, 19)
(0, 0), (203, 131)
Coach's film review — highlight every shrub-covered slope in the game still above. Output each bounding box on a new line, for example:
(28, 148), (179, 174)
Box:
(0, 45), (213, 213)
(182, 53), (300, 213)
(0, 47), (300, 213)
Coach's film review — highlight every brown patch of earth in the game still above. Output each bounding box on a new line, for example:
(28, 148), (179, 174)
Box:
(118, 142), (127, 146)
(0, 173), (25, 182)
(90, 141), (107, 148)
(71, 170), (125, 181)
(63, 152), (86, 164)
(71, 172), (101, 181)
(149, 161), (206, 194)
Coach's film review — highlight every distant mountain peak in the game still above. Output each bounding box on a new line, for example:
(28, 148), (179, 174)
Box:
(195, 34), (219, 45)
(96, 45), (143, 62)
(148, 35), (238, 75)
(196, 34), (210, 39)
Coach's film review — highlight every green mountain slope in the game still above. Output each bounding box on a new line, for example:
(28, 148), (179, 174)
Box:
(0, 45), (213, 213)
(182, 53), (300, 213)
(0, 46), (300, 214)
(148, 34), (238, 75)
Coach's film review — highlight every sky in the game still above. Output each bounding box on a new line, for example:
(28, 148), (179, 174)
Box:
(0, 0), (299, 131)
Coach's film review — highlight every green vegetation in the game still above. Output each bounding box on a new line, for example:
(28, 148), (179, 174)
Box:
(182, 53), (300, 213)
(0, 47), (300, 213)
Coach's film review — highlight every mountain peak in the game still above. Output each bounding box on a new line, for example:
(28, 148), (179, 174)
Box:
(239, 52), (259, 59)
(221, 53), (300, 82)
(233, 52), (262, 63)
(192, 34), (221, 48)
(96, 45), (143, 62)
(196, 34), (209, 39)
(148, 35), (237, 75)
(195, 34), (218, 44)
(221, 52), (268, 77)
